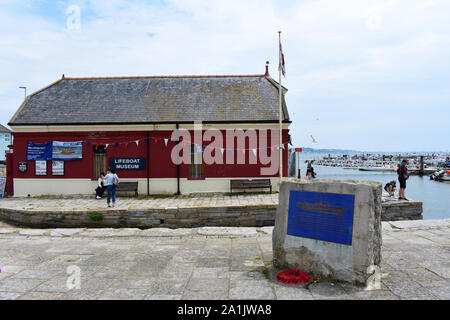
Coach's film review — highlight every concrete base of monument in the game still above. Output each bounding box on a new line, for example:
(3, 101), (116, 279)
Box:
(273, 179), (382, 285)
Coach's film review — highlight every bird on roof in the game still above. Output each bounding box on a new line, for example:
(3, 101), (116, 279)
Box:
(310, 135), (318, 143)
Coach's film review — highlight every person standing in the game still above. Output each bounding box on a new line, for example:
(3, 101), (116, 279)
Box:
(105, 168), (119, 207)
(398, 159), (409, 201)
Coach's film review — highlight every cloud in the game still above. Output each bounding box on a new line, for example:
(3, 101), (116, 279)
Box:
(0, 0), (449, 151)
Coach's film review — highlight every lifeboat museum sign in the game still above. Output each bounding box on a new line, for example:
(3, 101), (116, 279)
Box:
(109, 158), (146, 171)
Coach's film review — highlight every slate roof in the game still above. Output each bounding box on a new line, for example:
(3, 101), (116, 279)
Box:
(9, 75), (290, 126)
(0, 124), (11, 133)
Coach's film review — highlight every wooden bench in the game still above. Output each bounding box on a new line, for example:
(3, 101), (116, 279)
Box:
(230, 179), (272, 195)
(116, 181), (138, 196)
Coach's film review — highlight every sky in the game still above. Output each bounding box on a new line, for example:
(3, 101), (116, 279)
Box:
(0, 0), (449, 152)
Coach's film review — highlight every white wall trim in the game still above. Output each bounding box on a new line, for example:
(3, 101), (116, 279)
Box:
(13, 177), (280, 196)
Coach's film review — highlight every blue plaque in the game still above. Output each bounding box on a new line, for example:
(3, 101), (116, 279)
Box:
(287, 190), (355, 245)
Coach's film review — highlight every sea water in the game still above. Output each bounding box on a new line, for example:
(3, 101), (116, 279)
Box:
(296, 152), (450, 220)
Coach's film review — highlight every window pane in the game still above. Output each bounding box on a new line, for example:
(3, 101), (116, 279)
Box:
(189, 144), (203, 178)
(93, 146), (107, 178)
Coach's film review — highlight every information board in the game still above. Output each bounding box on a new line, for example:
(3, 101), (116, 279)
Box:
(287, 190), (355, 245)
(0, 176), (6, 198)
(52, 161), (64, 176)
(35, 160), (47, 176)
(26, 142), (52, 161)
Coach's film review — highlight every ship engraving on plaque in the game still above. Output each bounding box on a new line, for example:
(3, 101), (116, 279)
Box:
(287, 190), (355, 245)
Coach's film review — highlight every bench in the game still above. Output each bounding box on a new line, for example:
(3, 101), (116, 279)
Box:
(116, 181), (139, 196)
(230, 179), (272, 195)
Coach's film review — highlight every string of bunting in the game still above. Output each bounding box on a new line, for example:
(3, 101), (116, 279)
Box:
(86, 136), (293, 153)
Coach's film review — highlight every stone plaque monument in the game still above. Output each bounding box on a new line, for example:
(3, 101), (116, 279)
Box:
(273, 179), (382, 284)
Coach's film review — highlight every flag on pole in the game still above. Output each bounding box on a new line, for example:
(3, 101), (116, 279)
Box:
(279, 43), (286, 77)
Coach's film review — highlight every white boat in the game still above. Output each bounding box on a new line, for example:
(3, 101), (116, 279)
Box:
(358, 167), (396, 172)
(431, 170), (450, 181)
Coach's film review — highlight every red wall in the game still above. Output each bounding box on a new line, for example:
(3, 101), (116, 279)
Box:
(12, 129), (290, 180)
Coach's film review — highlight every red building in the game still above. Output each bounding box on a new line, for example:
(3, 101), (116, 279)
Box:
(7, 71), (291, 196)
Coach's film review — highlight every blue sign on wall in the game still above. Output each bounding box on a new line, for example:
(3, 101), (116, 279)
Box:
(287, 190), (355, 245)
(26, 142), (52, 161)
(109, 158), (146, 170)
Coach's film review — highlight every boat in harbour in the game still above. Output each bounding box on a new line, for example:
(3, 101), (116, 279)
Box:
(431, 170), (450, 181)
(358, 167), (396, 172)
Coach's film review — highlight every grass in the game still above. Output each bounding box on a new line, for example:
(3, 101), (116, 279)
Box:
(262, 268), (270, 280)
(89, 213), (104, 221)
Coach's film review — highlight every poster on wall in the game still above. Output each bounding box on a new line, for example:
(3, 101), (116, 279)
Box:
(52, 141), (83, 160)
(35, 160), (47, 175)
(0, 176), (6, 198)
(52, 161), (64, 176)
(26, 142), (52, 161)
(18, 162), (28, 173)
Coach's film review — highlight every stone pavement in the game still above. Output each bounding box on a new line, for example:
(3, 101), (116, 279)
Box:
(0, 193), (278, 211)
(0, 219), (449, 300)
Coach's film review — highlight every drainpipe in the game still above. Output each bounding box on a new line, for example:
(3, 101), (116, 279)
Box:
(147, 132), (150, 196)
(176, 123), (180, 195)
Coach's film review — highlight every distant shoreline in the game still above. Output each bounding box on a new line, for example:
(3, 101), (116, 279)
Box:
(300, 148), (448, 154)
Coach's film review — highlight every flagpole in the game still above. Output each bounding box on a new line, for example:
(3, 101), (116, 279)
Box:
(278, 31), (283, 185)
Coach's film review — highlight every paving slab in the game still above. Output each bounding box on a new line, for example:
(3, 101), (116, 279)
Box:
(0, 221), (448, 300)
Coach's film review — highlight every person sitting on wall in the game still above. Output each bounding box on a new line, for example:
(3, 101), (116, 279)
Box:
(384, 180), (397, 197)
(95, 172), (106, 199)
(306, 161), (316, 180)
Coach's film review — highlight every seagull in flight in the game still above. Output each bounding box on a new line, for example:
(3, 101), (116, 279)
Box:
(310, 135), (318, 143)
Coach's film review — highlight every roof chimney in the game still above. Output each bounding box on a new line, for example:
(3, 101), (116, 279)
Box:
(264, 61), (270, 78)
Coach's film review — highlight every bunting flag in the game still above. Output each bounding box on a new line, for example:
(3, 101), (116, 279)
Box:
(153, 137), (158, 144)
(87, 142), (91, 148)
(220, 148), (224, 154)
(124, 142), (129, 148)
(145, 138), (149, 144)
(114, 143), (119, 148)
(252, 149), (257, 157)
(105, 144), (109, 149)
(164, 138), (168, 146)
(135, 140), (139, 147)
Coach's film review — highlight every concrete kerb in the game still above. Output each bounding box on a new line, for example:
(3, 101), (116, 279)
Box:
(0, 226), (273, 239)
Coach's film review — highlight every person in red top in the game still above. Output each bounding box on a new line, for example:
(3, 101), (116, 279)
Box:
(398, 159), (409, 200)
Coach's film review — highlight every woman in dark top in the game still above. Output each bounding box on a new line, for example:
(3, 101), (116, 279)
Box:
(95, 172), (106, 199)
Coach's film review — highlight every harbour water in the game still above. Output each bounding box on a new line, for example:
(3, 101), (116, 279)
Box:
(297, 152), (450, 220)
